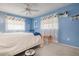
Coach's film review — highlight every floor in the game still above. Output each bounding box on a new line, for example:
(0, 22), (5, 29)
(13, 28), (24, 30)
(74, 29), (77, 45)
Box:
(35, 43), (79, 56)
(16, 43), (79, 56)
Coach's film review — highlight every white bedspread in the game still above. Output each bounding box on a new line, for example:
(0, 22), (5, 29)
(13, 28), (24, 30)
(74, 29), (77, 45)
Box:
(0, 32), (40, 56)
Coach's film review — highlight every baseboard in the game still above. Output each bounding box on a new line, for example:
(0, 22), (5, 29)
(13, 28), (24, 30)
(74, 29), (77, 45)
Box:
(59, 43), (79, 49)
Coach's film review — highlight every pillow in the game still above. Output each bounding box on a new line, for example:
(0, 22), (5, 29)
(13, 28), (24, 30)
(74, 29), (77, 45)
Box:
(33, 32), (41, 36)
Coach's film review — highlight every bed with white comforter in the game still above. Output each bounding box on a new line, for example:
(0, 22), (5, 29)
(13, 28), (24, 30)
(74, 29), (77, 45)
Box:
(0, 32), (41, 56)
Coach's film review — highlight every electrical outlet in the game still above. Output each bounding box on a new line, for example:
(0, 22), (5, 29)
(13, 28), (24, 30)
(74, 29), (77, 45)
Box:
(67, 38), (70, 41)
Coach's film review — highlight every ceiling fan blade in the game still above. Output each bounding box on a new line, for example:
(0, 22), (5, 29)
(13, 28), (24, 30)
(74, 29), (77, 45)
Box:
(30, 9), (39, 12)
(22, 3), (39, 15)
(25, 11), (29, 15)
(28, 10), (32, 15)
(25, 10), (32, 15)
(25, 3), (32, 8)
(21, 9), (27, 12)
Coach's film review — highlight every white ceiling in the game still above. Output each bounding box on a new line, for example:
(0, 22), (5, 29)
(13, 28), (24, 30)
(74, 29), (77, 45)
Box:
(0, 3), (70, 18)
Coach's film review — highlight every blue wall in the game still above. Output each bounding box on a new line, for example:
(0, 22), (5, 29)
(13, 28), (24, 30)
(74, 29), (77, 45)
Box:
(25, 18), (33, 32)
(0, 11), (32, 32)
(33, 3), (79, 47)
(57, 3), (79, 47)
(58, 17), (79, 47)
(55, 3), (79, 16)
(0, 12), (6, 32)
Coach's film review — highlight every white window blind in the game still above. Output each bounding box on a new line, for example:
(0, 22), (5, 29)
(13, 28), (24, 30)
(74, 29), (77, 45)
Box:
(41, 17), (58, 30)
(5, 16), (25, 31)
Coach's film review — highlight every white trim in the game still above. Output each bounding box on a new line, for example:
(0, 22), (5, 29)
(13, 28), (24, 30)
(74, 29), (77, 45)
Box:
(59, 43), (79, 49)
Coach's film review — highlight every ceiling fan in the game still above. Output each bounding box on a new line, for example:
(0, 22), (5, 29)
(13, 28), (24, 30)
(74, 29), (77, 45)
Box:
(23, 3), (39, 15)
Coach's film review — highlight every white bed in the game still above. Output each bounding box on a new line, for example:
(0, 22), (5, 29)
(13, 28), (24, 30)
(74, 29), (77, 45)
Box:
(0, 32), (41, 56)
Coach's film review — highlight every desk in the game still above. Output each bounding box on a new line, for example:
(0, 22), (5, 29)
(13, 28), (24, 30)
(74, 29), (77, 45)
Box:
(40, 35), (53, 48)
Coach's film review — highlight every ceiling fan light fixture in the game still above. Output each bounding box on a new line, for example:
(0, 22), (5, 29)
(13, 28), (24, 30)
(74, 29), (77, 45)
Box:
(23, 3), (39, 15)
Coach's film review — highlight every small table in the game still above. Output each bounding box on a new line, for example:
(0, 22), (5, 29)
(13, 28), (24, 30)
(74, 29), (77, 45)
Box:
(25, 49), (35, 56)
(40, 35), (53, 48)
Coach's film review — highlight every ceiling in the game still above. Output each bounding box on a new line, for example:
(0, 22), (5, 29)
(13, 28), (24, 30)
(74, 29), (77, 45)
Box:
(0, 3), (71, 18)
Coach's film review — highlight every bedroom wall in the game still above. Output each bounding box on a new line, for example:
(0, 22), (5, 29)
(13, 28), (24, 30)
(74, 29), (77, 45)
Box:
(58, 17), (79, 47)
(57, 3), (79, 47)
(0, 11), (32, 32)
(0, 12), (6, 32)
(55, 3), (79, 16)
(33, 3), (79, 47)
(25, 18), (33, 32)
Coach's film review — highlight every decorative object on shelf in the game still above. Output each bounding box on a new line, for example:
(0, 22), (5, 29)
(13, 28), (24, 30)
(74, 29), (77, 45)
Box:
(55, 11), (69, 17)
(72, 14), (79, 20)
(64, 11), (69, 16)
(41, 10), (69, 21)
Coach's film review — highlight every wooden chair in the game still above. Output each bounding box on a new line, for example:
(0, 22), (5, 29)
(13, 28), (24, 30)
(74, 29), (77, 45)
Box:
(40, 34), (54, 48)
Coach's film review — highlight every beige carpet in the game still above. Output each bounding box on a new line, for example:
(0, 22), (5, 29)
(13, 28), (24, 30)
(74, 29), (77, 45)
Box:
(35, 43), (79, 56)
(16, 43), (79, 56)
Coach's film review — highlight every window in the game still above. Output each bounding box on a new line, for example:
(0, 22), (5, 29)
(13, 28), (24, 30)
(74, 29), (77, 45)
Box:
(41, 16), (58, 30)
(34, 20), (38, 28)
(5, 16), (25, 31)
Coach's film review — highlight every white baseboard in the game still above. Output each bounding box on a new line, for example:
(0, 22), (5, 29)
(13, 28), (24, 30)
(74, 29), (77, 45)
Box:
(59, 43), (79, 49)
